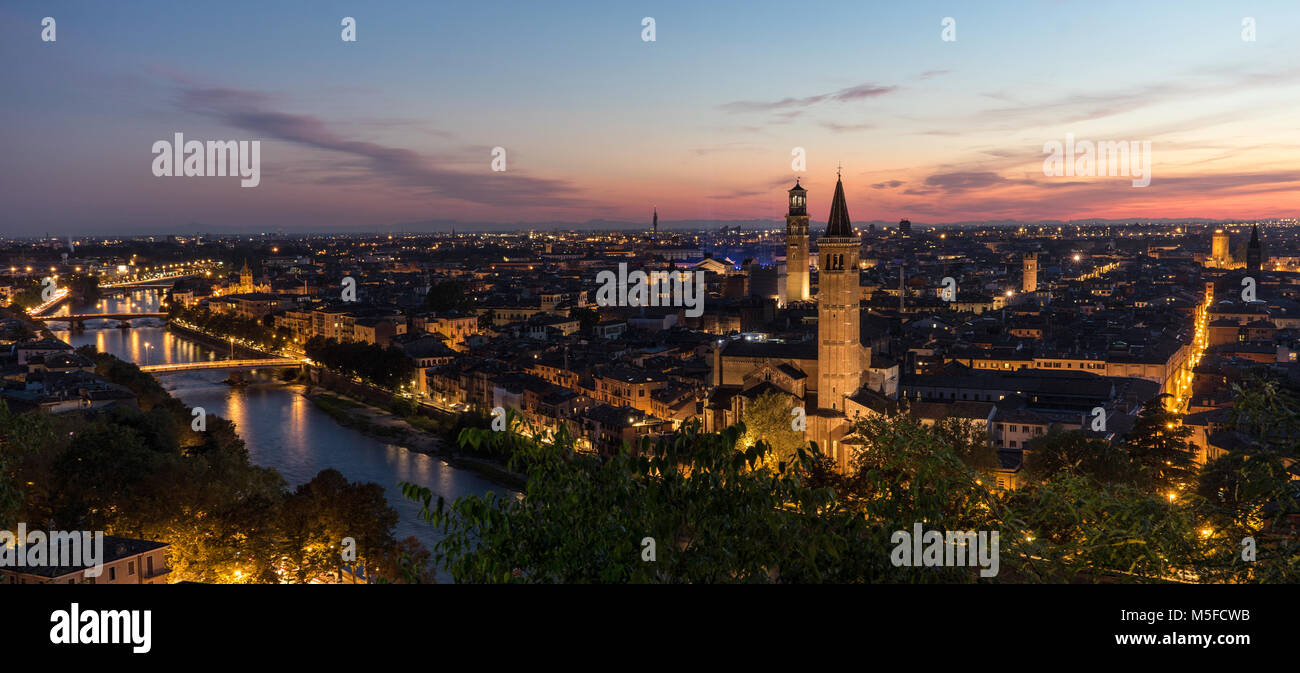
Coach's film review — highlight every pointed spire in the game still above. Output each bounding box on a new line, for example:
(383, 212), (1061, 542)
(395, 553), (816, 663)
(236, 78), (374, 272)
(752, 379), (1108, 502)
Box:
(825, 175), (853, 237)
(1249, 224), (1260, 246)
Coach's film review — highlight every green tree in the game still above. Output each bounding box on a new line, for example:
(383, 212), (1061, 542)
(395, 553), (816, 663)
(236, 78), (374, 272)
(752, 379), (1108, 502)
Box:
(930, 416), (1001, 474)
(404, 422), (867, 583)
(278, 469), (399, 583)
(1003, 474), (1207, 583)
(0, 452), (19, 530)
(424, 281), (473, 313)
(1123, 397), (1198, 494)
(1024, 429), (1133, 485)
(737, 390), (804, 469)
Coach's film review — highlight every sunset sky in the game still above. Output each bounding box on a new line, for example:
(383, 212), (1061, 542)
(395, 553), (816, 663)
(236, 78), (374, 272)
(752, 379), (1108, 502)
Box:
(2, 1), (1298, 234)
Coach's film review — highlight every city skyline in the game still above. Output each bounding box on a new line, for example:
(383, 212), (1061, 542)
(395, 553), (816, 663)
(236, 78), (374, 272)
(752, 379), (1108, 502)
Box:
(3, 0), (1300, 235)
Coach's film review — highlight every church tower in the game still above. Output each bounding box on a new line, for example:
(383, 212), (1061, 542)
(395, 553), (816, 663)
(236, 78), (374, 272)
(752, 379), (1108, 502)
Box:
(1022, 253), (1038, 294)
(1247, 225), (1262, 278)
(239, 259), (254, 293)
(816, 173), (862, 413)
(784, 179), (810, 304)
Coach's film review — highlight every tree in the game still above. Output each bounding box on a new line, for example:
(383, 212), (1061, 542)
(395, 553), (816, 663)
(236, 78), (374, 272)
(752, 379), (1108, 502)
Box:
(389, 397), (417, 418)
(424, 281), (473, 313)
(376, 535), (436, 584)
(68, 274), (100, 304)
(0, 349), (407, 584)
(402, 403), (1298, 583)
(930, 416), (1001, 474)
(304, 336), (415, 389)
(404, 422), (869, 583)
(1002, 474), (1207, 583)
(737, 390), (803, 469)
(1193, 376), (1300, 582)
(278, 469), (399, 583)
(0, 452), (19, 531)
(1122, 397), (1198, 494)
(1024, 429), (1133, 485)
(1226, 375), (1300, 458)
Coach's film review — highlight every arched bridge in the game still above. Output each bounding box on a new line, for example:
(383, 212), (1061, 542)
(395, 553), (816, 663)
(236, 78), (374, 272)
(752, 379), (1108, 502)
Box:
(139, 358), (303, 374)
(100, 273), (201, 293)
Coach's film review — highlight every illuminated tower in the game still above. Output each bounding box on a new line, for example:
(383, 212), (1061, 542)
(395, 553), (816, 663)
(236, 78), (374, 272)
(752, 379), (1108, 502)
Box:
(784, 179), (810, 303)
(1022, 253), (1038, 294)
(239, 259), (254, 293)
(817, 173), (862, 413)
(1211, 229), (1229, 267)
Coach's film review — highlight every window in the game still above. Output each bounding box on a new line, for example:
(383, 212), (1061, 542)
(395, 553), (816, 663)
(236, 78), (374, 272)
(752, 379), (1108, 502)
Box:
(128, 561), (135, 576)
(109, 567), (117, 581)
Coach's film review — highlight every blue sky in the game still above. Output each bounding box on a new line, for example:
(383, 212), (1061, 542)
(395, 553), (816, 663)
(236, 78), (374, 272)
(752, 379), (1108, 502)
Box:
(1, 1), (1298, 234)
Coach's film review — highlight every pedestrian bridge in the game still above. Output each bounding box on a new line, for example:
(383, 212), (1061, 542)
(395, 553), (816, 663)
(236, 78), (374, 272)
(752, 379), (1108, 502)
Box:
(140, 358), (303, 373)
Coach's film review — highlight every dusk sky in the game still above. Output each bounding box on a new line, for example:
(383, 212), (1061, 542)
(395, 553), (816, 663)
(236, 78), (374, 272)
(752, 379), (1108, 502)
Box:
(2, 1), (1298, 235)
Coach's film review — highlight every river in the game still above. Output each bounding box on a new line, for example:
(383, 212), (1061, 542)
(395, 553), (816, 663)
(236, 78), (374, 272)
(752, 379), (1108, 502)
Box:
(50, 290), (511, 582)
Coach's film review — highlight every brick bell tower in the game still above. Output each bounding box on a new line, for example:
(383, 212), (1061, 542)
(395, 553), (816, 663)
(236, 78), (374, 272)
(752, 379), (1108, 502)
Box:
(816, 171), (862, 414)
(785, 179), (810, 304)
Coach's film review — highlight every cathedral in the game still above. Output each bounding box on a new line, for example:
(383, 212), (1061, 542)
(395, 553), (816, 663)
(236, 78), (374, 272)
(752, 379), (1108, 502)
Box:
(230, 259), (270, 295)
(706, 174), (895, 470)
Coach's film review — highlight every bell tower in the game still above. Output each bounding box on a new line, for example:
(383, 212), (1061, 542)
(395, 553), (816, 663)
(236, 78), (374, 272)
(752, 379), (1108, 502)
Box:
(1022, 253), (1038, 294)
(785, 179), (810, 304)
(816, 173), (862, 413)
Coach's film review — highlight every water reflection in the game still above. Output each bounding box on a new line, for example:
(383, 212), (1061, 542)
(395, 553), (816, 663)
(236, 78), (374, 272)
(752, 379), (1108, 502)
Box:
(53, 326), (219, 366)
(57, 315), (511, 582)
(163, 371), (504, 582)
(48, 288), (162, 317)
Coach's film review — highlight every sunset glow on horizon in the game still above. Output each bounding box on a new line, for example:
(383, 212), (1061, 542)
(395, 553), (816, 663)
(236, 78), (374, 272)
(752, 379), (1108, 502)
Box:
(2, 0), (1298, 234)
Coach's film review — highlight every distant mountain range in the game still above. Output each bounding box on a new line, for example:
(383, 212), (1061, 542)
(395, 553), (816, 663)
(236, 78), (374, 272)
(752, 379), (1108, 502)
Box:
(365, 216), (1280, 234)
(44, 216), (1290, 239)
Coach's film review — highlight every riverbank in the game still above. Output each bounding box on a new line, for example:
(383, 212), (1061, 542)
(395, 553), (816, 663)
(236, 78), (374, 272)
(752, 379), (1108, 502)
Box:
(305, 388), (526, 491)
(170, 317), (527, 490)
(166, 320), (279, 359)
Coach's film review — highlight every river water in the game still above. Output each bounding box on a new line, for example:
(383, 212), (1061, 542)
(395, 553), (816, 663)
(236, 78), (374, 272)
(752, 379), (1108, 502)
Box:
(51, 290), (511, 582)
